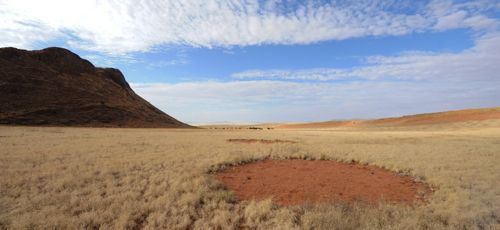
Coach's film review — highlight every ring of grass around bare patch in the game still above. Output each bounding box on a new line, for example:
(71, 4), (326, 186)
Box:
(226, 138), (297, 144)
(215, 159), (432, 206)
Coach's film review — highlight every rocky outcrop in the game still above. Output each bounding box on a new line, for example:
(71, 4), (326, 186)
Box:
(0, 47), (190, 128)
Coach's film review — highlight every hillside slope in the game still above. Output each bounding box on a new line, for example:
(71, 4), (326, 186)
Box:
(0, 47), (190, 128)
(278, 107), (500, 128)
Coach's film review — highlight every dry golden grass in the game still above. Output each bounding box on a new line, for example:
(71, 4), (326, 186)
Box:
(1, 120), (500, 229)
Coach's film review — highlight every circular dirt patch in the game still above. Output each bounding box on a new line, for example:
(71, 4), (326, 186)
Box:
(227, 139), (297, 144)
(215, 159), (432, 206)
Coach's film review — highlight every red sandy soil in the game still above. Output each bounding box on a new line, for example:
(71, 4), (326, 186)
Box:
(227, 139), (297, 144)
(216, 159), (432, 206)
(278, 107), (500, 129)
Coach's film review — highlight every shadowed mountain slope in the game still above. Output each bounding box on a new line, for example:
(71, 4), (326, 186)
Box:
(0, 47), (190, 128)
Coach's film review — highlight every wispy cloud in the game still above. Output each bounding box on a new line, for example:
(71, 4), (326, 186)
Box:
(428, 0), (498, 30)
(82, 53), (138, 67)
(1, 0), (498, 54)
(133, 31), (500, 123)
(232, 33), (500, 81)
(146, 51), (189, 68)
(132, 79), (500, 123)
(2, 0), (498, 123)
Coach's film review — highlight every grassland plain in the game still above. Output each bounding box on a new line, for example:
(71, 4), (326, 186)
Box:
(1, 120), (500, 229)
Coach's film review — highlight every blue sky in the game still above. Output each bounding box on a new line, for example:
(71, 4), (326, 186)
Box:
(86, 29), (475, 83)
(1, 0), (500, 123)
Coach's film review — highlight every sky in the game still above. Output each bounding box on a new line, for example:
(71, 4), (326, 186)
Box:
(1, 0), (500, 124)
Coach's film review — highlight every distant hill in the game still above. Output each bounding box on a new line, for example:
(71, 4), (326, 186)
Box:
(277, 107), (500, 129)
(0, 47), (190, 128)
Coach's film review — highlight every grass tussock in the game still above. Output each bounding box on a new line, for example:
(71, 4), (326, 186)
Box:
(1, 120), (500, 229)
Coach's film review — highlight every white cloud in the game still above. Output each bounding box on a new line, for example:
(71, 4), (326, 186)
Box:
(232, 68), (352, 81)
(134, 31), (500, 123)
(1, 0), (498, 123)
(232, 33), (500, 82)
(0, 0), (498, 54)
(434, 10), (468, 30)
(132, 79), (500, 123)
(146, 51), (189, 68)
(430, 0), (499, 30)
(0, 5), (61, 48)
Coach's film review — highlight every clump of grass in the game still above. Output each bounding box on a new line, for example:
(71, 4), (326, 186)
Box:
(0, 122), (499, 229)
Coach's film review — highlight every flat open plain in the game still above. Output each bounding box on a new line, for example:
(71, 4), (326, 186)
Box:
(1, 120), (499, 229)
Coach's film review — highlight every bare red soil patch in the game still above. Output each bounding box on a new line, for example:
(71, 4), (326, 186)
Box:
(227, 139), (297, 144)
(216, 159), (431, 206)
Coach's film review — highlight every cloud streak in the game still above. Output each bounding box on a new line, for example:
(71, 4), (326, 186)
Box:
(232, 33), (500, 82)
(133, 31), (500, 123)
(132, 79), (500, 123)
(1, 0), (498, 54)
(1, 0), (498, 123)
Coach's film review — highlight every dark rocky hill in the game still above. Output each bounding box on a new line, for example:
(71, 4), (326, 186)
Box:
(0, 47), (190, 128)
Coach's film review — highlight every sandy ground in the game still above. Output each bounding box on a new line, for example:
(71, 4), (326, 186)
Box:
(1, 119), (500, 229)
(216, 159), (431, 205)
(278, 107), (500, 128)
(226, 138), (297, 144)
